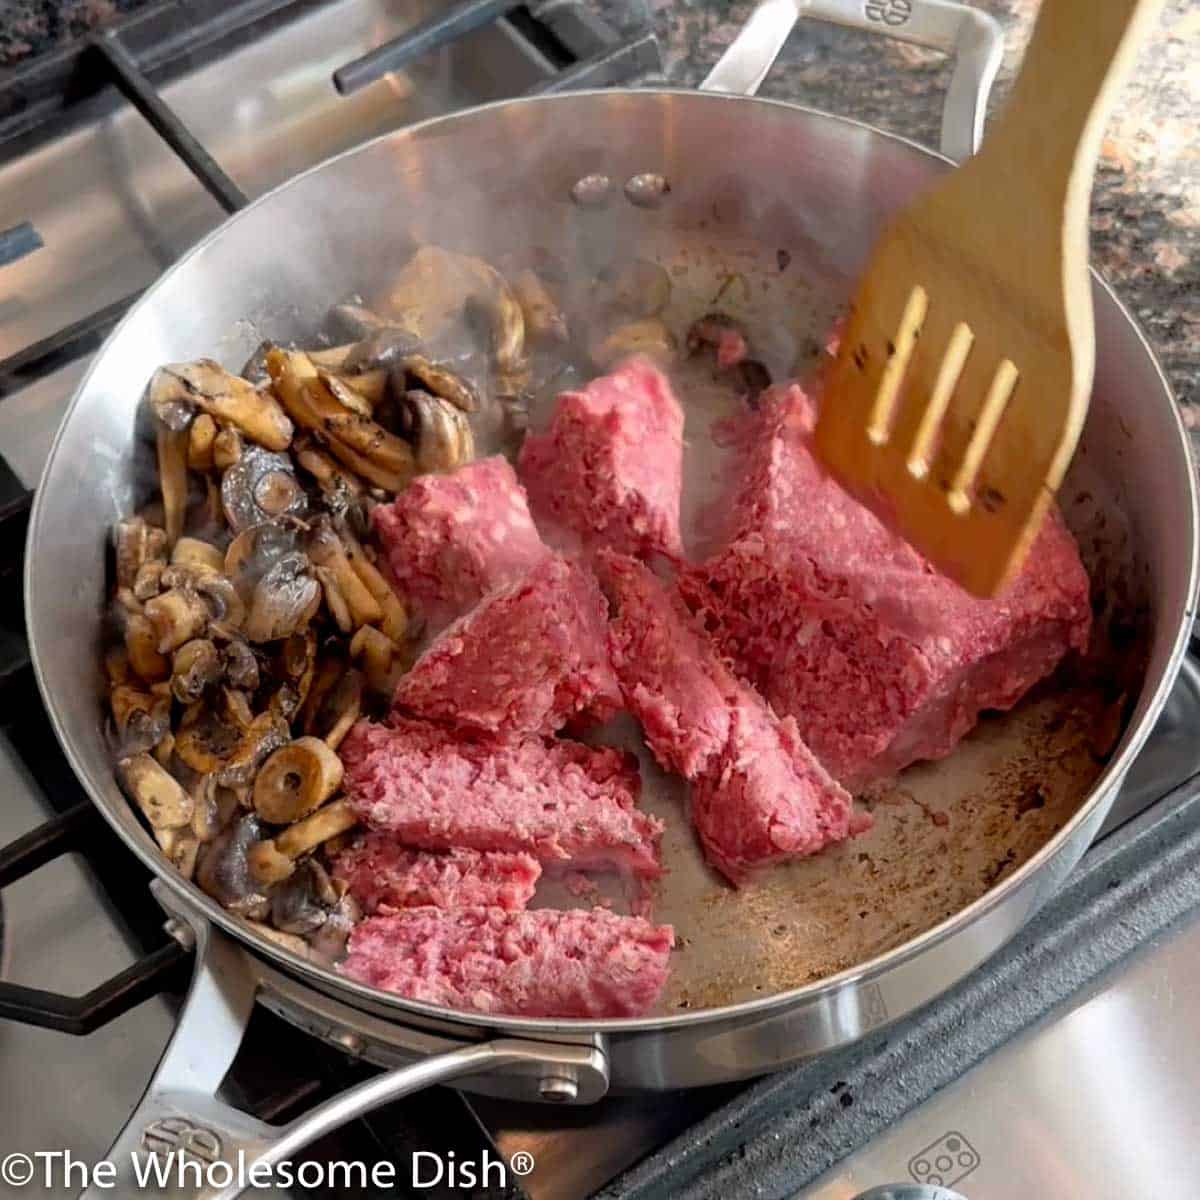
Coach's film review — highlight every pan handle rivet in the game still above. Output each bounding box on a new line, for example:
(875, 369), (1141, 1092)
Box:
(538, 1075), (578, 1103)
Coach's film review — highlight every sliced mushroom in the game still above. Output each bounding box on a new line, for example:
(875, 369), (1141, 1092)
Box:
(175, 710), (289, 787)
(196, 813), (271, 914)
(190, 774), (222, 842)
(187, 413), (218, 470)
(212, 428), (244, 470)
(308, 518), (382, 629)
(513, 269), (568, 344)
(156, 425), (189, 548)
(222, 638), (260, 691)
(266, 349), (415, 493)
(114, 517), (168, 590)
(309, 893), (361, 961)
(150, 361), (294, 451)
(158, 828), (201, 880)
(153, 729), (176, 768)
(224, 521), (298, 594)
(105, 645), (132, 687)
(401, 390), (475, 474)
(393, 355), (480, 413)
(221, 445), (307, 532)
(144, 587), (210, 654)
(246, 920), (310, 957)
(171, 638), (221, 703)
(124, 613), (170, 681)
(590, 317), (677, 370)
(171, 537), (224, 574)
(220, 686), (255, 731)
(343, 325), (423, 372)
(253, 737), (345, 824)
(243, 551), (321, 643)
(279, 628), (317, 711)
(276, 798), (357, 858)
(318, 369), (375, 418)
(350, 624), (402, 697)
(117, 754), (194, 831)
(132, 560), (165, 601)
(328, 302), (389, 341)
(308, 667), (362, 750)
(307, 343), (354, 370)
(294, 444), (366, 529)
(247, 838), (297, 886)
(341, 530), (407, 643)
(110, 684), (171, 755)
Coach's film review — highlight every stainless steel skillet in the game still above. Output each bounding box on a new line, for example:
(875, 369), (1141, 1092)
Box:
(20, 0), (1196, 1192)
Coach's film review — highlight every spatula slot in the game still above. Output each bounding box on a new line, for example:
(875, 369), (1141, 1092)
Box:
(867, 283), (926, 446)
(907, 320), (975, 479)
(947, 358), (1020, 514)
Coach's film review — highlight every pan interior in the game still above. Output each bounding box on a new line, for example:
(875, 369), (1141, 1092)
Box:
(28, 92), (1163, 1021)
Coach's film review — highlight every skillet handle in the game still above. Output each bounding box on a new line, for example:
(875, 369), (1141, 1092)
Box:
(83, 882), (608, 1200)
(700, 0), (1004, 161)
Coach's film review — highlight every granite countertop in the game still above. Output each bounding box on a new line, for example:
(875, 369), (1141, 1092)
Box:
(3, 0), (1195, 413)
(626, 0), (1198, 416)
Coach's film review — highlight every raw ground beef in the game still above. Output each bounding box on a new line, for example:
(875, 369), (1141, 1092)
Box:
(332, 836), (541, 913)
(339, 906), (674, 1018)
(680, 384), (1092, 787)
(392, 553), (622, 735)
(371, 456), (548, 633)
(342, 718), (663, 876)
(518, 357), (685, 562)
(603, 551), (859, 884)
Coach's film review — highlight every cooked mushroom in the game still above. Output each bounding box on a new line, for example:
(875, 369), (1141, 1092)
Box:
(219, 686), (255, 731)
(294, 444), (366, 529)
(401, 390), (475, 474)
(170, 638), (221, 702)
(152, 728), (175, 768)
(513, 269), (568, 344)
(318, 369), (375, 418)
(190, 774), (222, 842)
(243, 550), (321, 643)
(221, 446), (307, 532)
(156, 426), (189, 548)
(254, 736), (345, 824)
(246, 920), (310, 957)
(279, 628), (317, 710)
(308, 518), (382, 629)
(105, 645), (132, 687)
(595, 260), (671, 318)
(114, 518), (168, 590)
(187, 414), (218, 470)
(304, 667), (362, 750)
(328, 302), (388, 340)
(350, 624), (403, 696)
(276, 798), (356, 859)
(117, 754), (194, 831)
(175, 710), (289, 787)
(213, 428), (244, 470)
(393, 355), (480, 413)
(589, 318), (677, 369)
(343, 325), (423, 372)
(132, 560), (165, 601)
(341, 530), (407, 643)
(197, 813), (271, 915)
(110, 683), (171, 755)
(224, 521), (298, 593)
(144, 587), (210, 653)
(387, 246), (525, 373)
(124, 613), (170, 681)
(222, 638), (260, 690)
(158, 828), (201, 880)
(171, 537), (224, 574)
(266, 349), (415, 493)
(247, 838), (296, 886)
(309, 893), (361, 961)
(150, 361), (294, 451)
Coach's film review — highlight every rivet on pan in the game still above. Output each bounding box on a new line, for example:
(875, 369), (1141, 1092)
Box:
(538, 1075), (578, 1103)
(570, 174), (612, 208)
(330, 1028), (365, 1057)
(624, 173), (671, 208)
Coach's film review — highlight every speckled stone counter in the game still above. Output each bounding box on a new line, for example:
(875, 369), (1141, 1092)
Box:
(3, 0), (1196, 413)
(613, 0), (1199, 415)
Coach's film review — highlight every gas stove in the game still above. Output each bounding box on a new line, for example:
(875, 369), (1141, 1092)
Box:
(3, 4), (1200, 1198)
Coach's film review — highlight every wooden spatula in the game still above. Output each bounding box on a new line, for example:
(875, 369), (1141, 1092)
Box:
(814, 0), (1163, 597)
